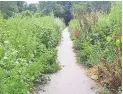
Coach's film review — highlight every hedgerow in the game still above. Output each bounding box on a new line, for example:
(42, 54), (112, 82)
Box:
(69, 2), (122, 93)
(0, 13), (65, 94)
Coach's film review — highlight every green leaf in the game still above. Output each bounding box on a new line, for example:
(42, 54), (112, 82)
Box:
(116, 39), (120, 46)
(106, 36), (111, 42)
(0, 48), (5, 59)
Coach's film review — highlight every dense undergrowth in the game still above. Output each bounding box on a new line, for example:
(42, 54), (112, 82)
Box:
(0, 13), (65, 94)
(69, 2), (122, 94)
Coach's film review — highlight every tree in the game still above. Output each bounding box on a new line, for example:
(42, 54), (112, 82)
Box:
(90, 1), (111, 13)
(0, 1), (18, 18)
(53, 4), (64, 18)
(57, 1), (73, 25)
(38, 1), (57, 15)
(27, 4), (37, 12)
(16, 1), (27, 12)
(0, 1), (28, 18)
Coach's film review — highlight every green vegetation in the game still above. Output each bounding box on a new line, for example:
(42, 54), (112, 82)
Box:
(69, 1), (122, 94)
(0, 13), (65, 94)
(0, 1), (73, 25)
(0, 1), (122, 94)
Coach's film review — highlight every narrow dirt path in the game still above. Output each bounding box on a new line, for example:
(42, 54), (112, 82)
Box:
(36, 28), (99, 94)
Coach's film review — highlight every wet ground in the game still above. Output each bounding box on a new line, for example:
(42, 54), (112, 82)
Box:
(35, 28), (100, 94)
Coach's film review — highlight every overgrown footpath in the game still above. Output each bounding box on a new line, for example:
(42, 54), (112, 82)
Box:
(69, 2), (122, 94)
(0, 12), (65, 94)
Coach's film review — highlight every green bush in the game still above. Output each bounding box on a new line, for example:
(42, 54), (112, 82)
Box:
(69, 2), (122, 66)
(69, 1), (122, 93)
(0, 13), (65, 94)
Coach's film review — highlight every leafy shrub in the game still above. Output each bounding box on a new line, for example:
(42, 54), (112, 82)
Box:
(0, 13), (65, 94)
(69, 1), (122, 93)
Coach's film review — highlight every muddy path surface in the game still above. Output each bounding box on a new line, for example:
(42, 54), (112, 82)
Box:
(35, 28), (100, 94)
